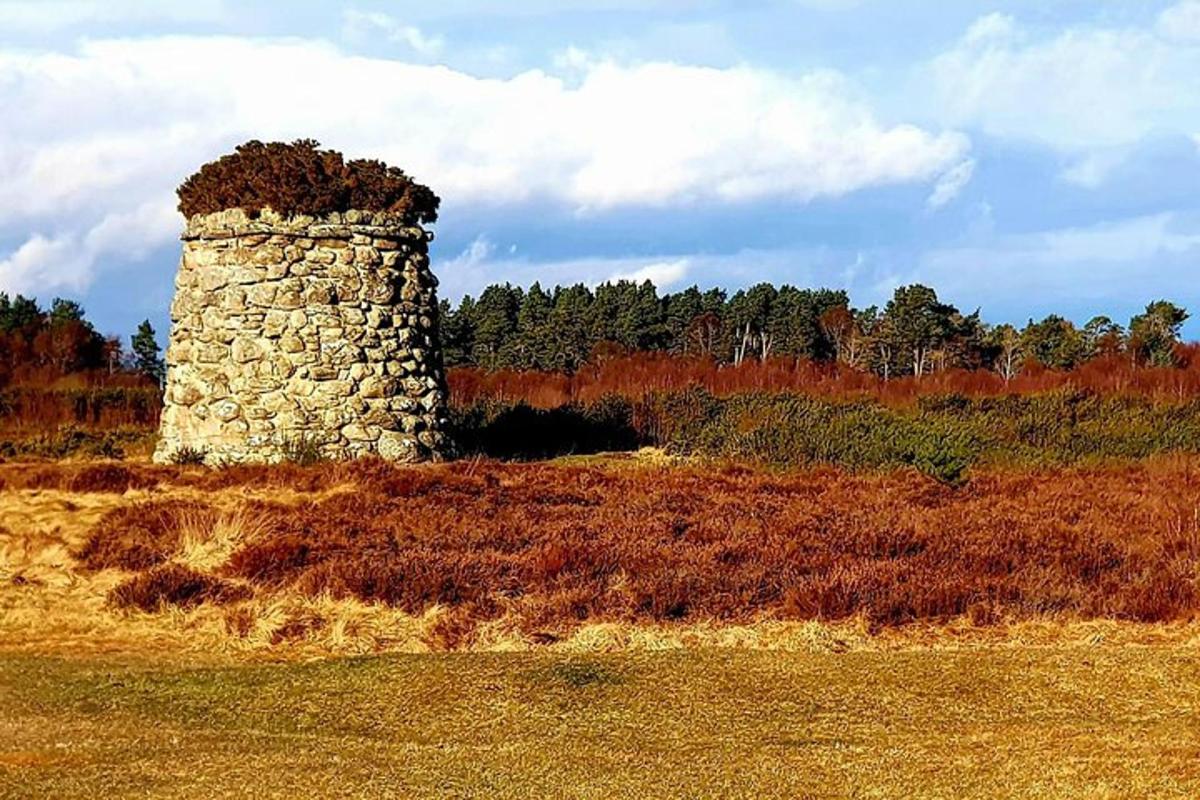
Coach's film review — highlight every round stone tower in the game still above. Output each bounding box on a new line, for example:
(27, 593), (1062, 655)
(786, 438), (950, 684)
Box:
(154, 207), (450, 464)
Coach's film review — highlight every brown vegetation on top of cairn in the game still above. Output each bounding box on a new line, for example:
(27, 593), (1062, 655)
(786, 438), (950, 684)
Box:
(74, 459), (1200, 632)
(176, 139), (440, 223)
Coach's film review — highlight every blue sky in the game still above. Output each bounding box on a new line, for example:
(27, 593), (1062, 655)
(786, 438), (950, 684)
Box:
(2, 0), (1200, 342)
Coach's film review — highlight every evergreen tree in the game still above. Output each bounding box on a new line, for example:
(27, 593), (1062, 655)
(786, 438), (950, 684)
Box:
(547, 284), (595, 371)
(1129, 301), (1189, 367)
(509, 282), (554, 369)
(471, 284), (522, 369)
(439, 297), (476, 367)
(0, 293), (44, 333)
(882, 285), (957, 377)
(48, 298), (85, 325)
(769, 287), (849, 361)
(943, 309), (988, 371)
(433, 280), (1194, 377)
(725, 283), (777, 363)
(619, 280), (666, 352)
(131, 320), (165, 385)
(663, 286), (705, 354)
(1082, 316), (1125, 358)
(589, 281), (642, 350)
(1020, 315), (1087, 370)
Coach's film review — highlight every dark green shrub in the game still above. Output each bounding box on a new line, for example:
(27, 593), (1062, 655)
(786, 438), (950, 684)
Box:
(451, 395), (640, 460)
(169, 446), (208, 466)
(0, 427), (152, 461)
(651, 388), (1200, 481)
(281, 435), (326, 466)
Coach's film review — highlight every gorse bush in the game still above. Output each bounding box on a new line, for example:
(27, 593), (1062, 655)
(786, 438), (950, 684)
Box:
(654, 389), (1200, 481)
(177, 139), (440, 223)
(0, 427), (154, 461)
(449, 388), (1200, 483)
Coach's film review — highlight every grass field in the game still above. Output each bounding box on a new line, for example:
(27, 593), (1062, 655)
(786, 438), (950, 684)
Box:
(2, 647), (1198, 799)
(3, 456), (1200, 797)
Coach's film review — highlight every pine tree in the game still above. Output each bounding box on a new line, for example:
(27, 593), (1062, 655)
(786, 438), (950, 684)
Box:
(471, 284), (522, 369)
(510, 282), (553, 369)
(882, 285), (957, 377)
(1020, 315), (1086, 370)
(131, 320), (165, 385)
(663, 286), (704, 354)
(547, 284), (594, 371)
(1129, 301), (1189, 367)
(440, 296), (476, 367)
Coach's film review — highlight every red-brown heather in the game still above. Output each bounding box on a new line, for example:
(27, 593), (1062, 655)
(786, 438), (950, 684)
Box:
(108, 564), (252, 613)
(448, 349), (1200, 408)
(69, 458), (1200, 635)
(175, 139), (440, 223)
(8, 349), (1200, 438)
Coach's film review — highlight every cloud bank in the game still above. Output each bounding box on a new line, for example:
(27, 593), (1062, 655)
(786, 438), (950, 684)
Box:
(0, 34), (968, 295)
(925, 6), (1200, 154)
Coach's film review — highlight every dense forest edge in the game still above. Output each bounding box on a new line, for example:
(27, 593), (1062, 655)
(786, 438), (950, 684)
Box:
(438, 280), (1188, 376)
(6, 282), (1200, 477)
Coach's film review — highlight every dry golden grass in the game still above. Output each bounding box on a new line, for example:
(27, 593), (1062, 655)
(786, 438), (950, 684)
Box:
(2, 646), (1198, 799)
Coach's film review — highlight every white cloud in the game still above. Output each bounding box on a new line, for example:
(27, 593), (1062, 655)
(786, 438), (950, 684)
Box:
(441, 235), (496, 273)
(0, 234), (90, 296)
(914, 213), (1200, 308)
(926, 158), (975, 209)
(609, 258), (690, 287)
(0, 0), (226, 31)
(1057, 148), (1132, 189)
(962, 12), (1017, 45)
(0, 199), (178, 295)
(0, 35), (967, 293)
(1159, 1), (1200, 42)
(342, 10), (445, 57)
(924, 11), (1200, 153)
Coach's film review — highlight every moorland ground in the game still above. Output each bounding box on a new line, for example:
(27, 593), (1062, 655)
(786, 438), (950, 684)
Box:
(2, 455), (1200, 797)
(5, 456), (1200, 651)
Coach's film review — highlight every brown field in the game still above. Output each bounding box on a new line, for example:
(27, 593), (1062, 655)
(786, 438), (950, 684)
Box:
(3, 456), (1200, 797)
(3, 455), (1200, 656)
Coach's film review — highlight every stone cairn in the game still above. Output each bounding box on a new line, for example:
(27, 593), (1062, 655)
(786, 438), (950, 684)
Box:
(154, 207), (450, 464)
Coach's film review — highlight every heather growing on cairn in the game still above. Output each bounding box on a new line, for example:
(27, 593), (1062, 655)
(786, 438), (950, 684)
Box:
(176, 139), (440, 223)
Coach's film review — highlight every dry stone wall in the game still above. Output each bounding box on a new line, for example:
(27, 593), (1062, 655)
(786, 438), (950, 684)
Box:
(154, 208), (450, 464)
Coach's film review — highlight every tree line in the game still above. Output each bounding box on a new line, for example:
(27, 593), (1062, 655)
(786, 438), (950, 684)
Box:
(440, 281), (1190, 378)
(0, 293), (164, 387)
(5, 281), (1186, 389)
